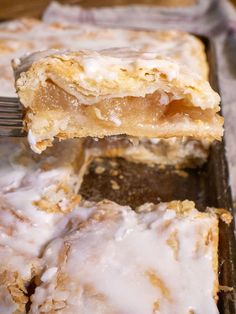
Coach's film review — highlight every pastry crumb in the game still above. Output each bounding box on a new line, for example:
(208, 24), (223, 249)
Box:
(174, 170), (189, 178)
(95, 166), (105, 174)
(110, 169), (119, 176)
(208, 208), (232, 224)
(219, 285), (234, 292)
(110, 180), (120, 190)
(109, 160), (118, 168)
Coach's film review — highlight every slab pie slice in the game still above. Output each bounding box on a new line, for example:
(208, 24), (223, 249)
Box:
(14, 48), (223, 153)
(30, 200), (220, 314)
(0, 138), (90, 313)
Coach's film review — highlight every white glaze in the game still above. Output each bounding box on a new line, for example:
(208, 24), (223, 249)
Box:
(0, 138), (93, 313)
(30, 201), (219, 314)
(0, 18), (208, 96)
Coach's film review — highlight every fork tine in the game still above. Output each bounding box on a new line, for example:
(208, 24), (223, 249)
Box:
(0, 120), (22, 125)
(0, 105), (22, 113)
(0, 97), (19, 103)
(0, 98), (21, 107)
(0, 109), (22, 115)
(0, 105), (21, 109)
(0, 112), (22, 120)
(0, 103), (20, 108)
(0, 97), (25, 137)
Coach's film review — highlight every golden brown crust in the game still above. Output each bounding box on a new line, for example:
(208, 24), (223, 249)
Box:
(0, 19), (207, 97)
(0, 271), (28, 314)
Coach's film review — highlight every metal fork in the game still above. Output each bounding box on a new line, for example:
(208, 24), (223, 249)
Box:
(0, 97), (26, 137)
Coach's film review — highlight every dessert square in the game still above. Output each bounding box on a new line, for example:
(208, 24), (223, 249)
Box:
(14, 46), (222, 153)
(0, 138), (88, 313)
(30, 200), (219, 314)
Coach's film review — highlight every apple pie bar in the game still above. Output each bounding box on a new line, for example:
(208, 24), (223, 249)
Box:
(14, 48), (223, 153)
(30, 200), (220, 314)
(0, 138), (90, 313)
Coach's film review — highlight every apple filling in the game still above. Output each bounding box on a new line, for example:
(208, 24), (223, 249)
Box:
(27, 80), (223, 140)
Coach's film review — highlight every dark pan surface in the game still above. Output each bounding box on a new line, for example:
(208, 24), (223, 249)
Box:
(80, 157), (207, 210)
(79, 36), (236, 313)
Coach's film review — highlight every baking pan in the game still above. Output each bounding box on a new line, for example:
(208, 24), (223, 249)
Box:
(80, 36), (236, 313)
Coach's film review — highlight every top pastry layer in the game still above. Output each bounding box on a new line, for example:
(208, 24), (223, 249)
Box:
(13, 47), (222, 153)
(0, 18), (207, 96)
(14, 48), (218, 110)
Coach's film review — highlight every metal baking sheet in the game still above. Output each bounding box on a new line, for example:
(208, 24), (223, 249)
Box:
(79, 36), (236, 313)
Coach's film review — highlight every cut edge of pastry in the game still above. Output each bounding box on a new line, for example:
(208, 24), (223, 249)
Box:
(83, 136), (211, 168)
